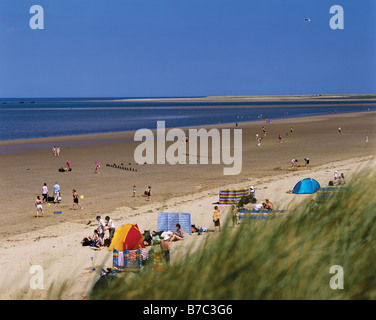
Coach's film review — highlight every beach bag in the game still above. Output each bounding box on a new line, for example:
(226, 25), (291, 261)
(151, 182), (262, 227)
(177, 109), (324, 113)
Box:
(58, 167), (65, 172)
(82, 238), (93, 246)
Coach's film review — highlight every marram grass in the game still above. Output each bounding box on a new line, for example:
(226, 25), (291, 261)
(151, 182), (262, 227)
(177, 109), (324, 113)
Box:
(90, 167), (376, 300)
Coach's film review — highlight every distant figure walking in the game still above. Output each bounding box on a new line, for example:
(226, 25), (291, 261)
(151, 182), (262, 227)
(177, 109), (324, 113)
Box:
(338, 127), (342, 134)
(290, 127), (294, 135)
(278, 133), (282, 143)
(94, 161), (100, 174)
(72, 189), (83, 210)
(56, 146), (61, 156)
(35, 196), (45, 217)
(365, 136), (369, 143)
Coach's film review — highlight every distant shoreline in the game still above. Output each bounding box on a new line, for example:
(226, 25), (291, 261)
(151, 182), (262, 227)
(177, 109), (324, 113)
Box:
(1, 93), (376, 102)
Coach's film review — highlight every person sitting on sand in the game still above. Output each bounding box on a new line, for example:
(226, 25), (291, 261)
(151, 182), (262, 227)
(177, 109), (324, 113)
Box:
(35, 196), (45, 217)
(91, 230), (103, 250)
(264, 199), (274, 211)
(169, 224), (184, 242)
(253, 203), (263, 211)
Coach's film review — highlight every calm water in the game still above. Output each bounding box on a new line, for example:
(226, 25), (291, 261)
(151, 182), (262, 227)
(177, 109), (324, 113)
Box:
(0, 98), (375, 141)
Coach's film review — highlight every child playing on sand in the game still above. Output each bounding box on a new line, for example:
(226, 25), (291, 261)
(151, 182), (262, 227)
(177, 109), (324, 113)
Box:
(213, 206), (221, 232)
(72, 189), (83, 210)
(132, 185), (136, 197)
(35, 196), (44, 217)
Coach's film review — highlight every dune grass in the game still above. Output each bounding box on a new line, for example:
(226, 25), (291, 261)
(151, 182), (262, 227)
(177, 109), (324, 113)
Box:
(87, 166), (375, 300)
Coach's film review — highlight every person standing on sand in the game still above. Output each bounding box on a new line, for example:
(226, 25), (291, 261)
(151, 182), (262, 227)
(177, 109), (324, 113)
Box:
(42, 183), (48, 203)
(338, 127), (342, 134)
(72, 189), (83, 210)
(56, 146), (60, 156)
(278, 133), (282, 143)
(146, 186), (151, 201)
(96, 215), (106, 240)
(94, 161), (100, 174)
(365, 136), (369, 143)
(213, 206), (221, 232)
(105, 216), (116, 242)
(132, 185), (136, 197)
(35, 196), (44, 217)
(290, 127), (294, 135)
(53, 182), (60, 203)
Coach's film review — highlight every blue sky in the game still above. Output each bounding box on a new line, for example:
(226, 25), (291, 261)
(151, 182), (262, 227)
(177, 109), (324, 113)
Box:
(0, 0), (375, 98)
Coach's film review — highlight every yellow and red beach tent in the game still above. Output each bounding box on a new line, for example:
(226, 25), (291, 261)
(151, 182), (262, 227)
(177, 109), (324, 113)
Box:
(108, 224), (145, 251)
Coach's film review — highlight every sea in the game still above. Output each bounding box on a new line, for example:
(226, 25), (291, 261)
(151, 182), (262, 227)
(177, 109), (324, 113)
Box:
(0, 97), (375, 141)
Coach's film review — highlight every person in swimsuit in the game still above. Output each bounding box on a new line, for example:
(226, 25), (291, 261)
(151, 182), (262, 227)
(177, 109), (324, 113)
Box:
(132, 185), (136, 197)
(169, 224), (184, 242)
(72, 189), (83, 210)
(35, 196), (44, 217)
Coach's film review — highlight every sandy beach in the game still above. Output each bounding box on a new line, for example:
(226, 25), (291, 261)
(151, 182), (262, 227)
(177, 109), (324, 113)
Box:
(0, 109), (375, 299)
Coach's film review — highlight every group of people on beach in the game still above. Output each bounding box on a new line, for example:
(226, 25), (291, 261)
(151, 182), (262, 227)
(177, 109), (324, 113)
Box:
(52, 146), (61, 157)
(34, 180), (85, 216)
(81, 215), (116, 250)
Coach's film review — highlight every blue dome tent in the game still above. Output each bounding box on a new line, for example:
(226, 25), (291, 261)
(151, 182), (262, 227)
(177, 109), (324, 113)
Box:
(292, 178), (320, 194)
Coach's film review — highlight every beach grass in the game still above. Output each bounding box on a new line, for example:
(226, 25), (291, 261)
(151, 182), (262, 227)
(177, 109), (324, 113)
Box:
(85, 166), (376, 300)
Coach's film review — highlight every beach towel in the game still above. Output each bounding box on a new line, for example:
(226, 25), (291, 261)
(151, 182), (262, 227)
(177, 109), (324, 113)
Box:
(149, 246), (167, 273)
